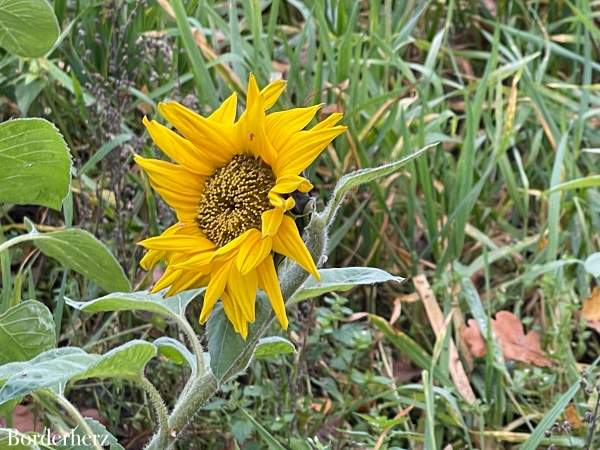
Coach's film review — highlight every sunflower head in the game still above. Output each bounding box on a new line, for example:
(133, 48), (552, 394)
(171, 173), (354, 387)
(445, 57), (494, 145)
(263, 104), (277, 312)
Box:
(136, 74), (346, 338)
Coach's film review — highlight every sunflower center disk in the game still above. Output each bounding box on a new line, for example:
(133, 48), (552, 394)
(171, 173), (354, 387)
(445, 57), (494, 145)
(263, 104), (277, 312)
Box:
(196, 154), (275, 247)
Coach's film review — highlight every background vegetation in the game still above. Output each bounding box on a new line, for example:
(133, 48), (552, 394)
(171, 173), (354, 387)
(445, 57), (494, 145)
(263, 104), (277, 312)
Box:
(1, 0), (599, 448)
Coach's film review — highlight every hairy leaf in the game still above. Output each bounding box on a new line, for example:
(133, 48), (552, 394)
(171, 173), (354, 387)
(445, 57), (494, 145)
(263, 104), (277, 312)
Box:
(67, 289), (203, 320)
(0, 119), (70, 209)
(0, 301), (55, 365)
(0, 341), (156, 406)
(27, 226), (130, 293)
(0, 0), (59, 57)
(290, 267), (404, 303)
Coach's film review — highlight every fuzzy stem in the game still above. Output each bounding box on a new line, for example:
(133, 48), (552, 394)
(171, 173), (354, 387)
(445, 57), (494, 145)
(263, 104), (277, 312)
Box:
(139, 378), (170, 450)
(145, 373), (218, 450)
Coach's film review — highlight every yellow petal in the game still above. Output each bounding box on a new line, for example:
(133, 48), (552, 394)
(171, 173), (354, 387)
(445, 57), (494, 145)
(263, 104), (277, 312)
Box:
(140, 249), (163, 270)
(173, 250), (214, 269)
(261, 79), (286, 110)
(274, 126), (346, 177)
(221, 289), (248, 339)
(208, 93), (237, 124)
(268, 193), (295, 210)
(199, 260), (232, 323)
(261, 208), (284, 237)
(213, 228), (258, 260)
(271, 175), (313, 195)
(151, 267), (181, 293)
(272, 215), (319, 279)
(138, 235), (215, 252)
(139, 222), (197, 270)
(239, 74), (277, 165)
(227, 265), (258, 323)
(166, 271), (208, 296)
(312, 112), (343, 130)
(236, 233), (272, 275)
(257, 256), (288, 329)
(265, 105), (321, 150)
(143, 117), (216, 175)
(135, 155), (204, 221)
(158, 102), (241, 162)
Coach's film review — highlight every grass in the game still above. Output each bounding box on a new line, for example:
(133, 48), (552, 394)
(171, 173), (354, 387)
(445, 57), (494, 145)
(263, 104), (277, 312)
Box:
(1, 0), (600, 448)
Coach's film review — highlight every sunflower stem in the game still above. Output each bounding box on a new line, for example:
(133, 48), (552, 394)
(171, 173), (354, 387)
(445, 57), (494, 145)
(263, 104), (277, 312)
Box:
(139, 377), (170, 449)
(178, 314), (205, 377)
(144, 373), (218, 450)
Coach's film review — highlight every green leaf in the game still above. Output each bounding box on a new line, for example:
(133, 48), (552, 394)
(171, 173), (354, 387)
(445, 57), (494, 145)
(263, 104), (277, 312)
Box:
(0, 348), (94, 403)
(322, 143), (436, 223)
(584, 253), (600, 277)
(73, 340), (157, 381)
(254, 337), (295, 359)
(207, 297), (272, 384)
(0, 0), (59, 57)
(25, 226), (130, 292)
(0, 348), (83, 385)
(290, 267), (404, 303)
(0, 341), (156, 406)
(55, 418), (124, 450)
(0, 300), (55, 365)
(0, 119), (71, 209)
(154, 336), (197, 372)
(548, 175), (600, 192)
(66, 289), (204, 320)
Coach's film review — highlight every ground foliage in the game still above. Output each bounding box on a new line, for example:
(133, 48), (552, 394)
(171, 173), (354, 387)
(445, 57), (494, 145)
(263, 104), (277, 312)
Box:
(1, 0), (600, 449)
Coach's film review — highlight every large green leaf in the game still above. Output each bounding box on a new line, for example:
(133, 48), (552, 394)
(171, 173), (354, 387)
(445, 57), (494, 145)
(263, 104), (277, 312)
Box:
(73, 340), (157, 381)
(0, 225), (131, 293)
(0, 348), (94, 404)
(207, 297), (272, 384)
(0, 0), (59, 57)
(0, 348), (84, 385)
(0, 119), (71, 209)
(66, 289), (204, 320)
(0, 341), (156, 406)
(290, 267), (405, 303)
(0, 300), (56, 365)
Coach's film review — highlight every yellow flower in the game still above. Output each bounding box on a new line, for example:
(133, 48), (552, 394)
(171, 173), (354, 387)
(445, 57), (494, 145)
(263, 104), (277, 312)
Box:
(136, 74), (346, 338)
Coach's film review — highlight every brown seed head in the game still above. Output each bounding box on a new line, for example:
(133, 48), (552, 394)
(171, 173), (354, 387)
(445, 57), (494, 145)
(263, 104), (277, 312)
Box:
(196, 154), (275, 246)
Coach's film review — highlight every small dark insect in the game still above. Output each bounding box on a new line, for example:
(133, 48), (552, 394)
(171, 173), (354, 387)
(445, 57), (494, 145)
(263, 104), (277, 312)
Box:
(291, 190), (317, 218)
(290, 188), (317, 238)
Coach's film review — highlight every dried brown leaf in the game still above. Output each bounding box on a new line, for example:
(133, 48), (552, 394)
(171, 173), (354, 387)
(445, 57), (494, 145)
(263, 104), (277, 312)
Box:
(462, 319), (486, 358)
(565, 404), (584, 430)
(462, 312), (553, 367)
(582, 287), (600, 321)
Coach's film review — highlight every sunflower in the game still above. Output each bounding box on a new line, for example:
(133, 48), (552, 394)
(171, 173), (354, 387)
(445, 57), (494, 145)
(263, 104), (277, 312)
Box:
(136, 74), (346, 338)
